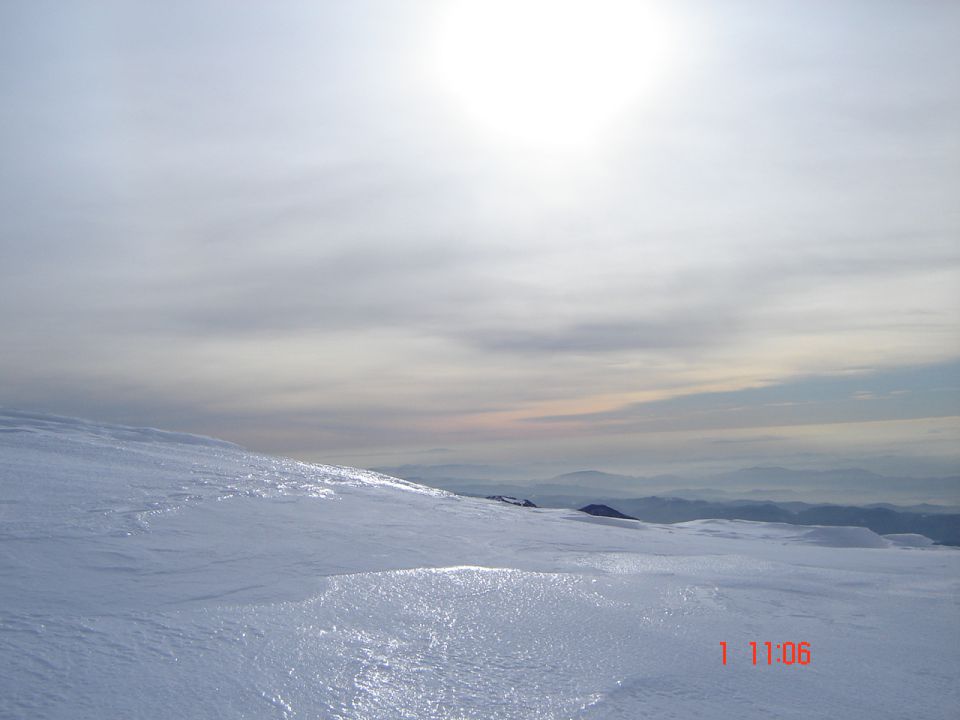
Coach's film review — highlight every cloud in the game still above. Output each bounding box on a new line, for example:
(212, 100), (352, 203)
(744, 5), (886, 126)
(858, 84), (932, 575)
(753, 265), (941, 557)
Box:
(524, 362), (960, 433)
(709, 435), (784, 445)
(458, 315), (739, 354)
(0, 0), (958, 476)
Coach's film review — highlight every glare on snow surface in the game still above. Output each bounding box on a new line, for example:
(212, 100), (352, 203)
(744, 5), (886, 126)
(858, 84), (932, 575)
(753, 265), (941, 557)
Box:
(0, 409), (957, 719)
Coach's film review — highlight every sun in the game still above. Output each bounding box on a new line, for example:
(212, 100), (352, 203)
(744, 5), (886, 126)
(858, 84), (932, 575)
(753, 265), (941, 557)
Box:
(433, 0), (677, 148)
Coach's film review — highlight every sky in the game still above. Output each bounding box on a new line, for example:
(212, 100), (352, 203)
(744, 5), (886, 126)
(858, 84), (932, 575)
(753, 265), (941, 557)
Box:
(1, 0), (958, 479)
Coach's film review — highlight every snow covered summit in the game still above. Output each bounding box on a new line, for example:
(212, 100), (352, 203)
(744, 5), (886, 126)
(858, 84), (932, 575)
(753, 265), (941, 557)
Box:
(1, 410), (957, 719)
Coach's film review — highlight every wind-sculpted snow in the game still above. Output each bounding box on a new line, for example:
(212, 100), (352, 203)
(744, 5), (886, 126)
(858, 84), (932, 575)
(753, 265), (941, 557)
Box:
(0, 409), (439, 543)
(1, 411), (958, 719)
(673, 518), (892, 548)
(884, 533), (936, 547)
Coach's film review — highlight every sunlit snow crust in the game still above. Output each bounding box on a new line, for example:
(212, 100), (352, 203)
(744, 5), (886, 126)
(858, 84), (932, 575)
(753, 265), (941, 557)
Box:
(1, 410), (958, 719)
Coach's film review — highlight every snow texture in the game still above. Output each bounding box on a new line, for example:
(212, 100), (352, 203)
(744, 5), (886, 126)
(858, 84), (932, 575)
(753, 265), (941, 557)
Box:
(1, 410), (958, 719)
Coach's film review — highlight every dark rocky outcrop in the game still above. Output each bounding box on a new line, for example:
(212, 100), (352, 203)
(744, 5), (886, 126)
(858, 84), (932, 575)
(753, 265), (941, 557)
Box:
(578, 504), (637, 520)
(487, 495), (537, 508)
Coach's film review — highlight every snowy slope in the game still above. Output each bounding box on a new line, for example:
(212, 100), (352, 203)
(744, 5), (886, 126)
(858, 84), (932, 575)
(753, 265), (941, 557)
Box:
(1, 410), (958, 719)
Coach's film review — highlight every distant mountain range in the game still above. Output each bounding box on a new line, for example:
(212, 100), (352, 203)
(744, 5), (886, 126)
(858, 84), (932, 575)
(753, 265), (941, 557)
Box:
(488, 493), (960, 546)
(586, 496), (960, 546)
(374, 464), (960, 508)
(375, 463), (960, 546)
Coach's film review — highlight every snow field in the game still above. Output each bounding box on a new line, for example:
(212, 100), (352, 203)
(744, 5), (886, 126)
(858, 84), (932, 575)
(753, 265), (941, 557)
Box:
(1, 411), (957, 719)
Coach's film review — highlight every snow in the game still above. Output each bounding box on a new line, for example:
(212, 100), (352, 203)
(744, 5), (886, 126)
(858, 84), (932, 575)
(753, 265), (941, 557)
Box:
(1, 411), (958, 719)
(884, 533), (937, 548)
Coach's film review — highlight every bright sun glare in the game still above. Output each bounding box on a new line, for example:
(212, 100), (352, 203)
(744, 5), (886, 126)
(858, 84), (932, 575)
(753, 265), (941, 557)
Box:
(434, 0), (677, 148)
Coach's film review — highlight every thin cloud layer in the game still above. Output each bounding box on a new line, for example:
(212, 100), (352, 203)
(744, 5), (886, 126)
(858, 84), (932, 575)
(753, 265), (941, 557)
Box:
(1, 0), (958, 477)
